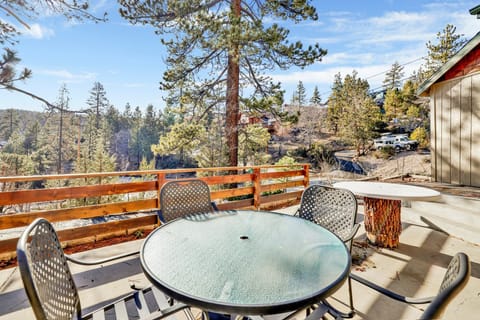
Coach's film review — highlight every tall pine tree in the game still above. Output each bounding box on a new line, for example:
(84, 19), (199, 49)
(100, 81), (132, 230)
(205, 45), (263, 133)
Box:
(310, 86), (322, 105)
(383, 61), (404, 90)
(421, 24), (467, 81)
(119, 0), (326, 167)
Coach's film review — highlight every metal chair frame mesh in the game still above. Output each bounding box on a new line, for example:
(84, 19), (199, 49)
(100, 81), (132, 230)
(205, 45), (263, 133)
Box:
(17, 218), (194, 320)
(18, 219), (80, 320)
(351, 253), (470, 319)
(421, 252), (470, 319)
(160, 179), (215, 222)
(297, 185), (358, 244)
(439, 253), (463, 292)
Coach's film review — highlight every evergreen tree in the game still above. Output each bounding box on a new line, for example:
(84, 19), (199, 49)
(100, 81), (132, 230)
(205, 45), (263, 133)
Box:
(402, 80), (428, 130)
(290, 92), (299, 105)
(326, 73), (343, 134)
(122, 103), (133, 129)
(383, 89), (403, 121)
(105, 105), (121, 134)
(195, 114), (229, 169)
(0, 108), (19, 141)
(138, 104), (162, 163)
(383, 61), (404, 90)
(238, 124), (271, 166)
(152, 122), (207, 167)
(128, 106), (144, 168)
(0, 131), (35, 179)
(89, 127), (117, 174)
(31, 123), (56, 175)
(119, 0), (326, 167)
(49, 84), (77, 173)
(329, 71), (380, 156)
(23, 120), (41, 155)
(86, 82), (109, 130)
(72, 121), (117, 205)
(310, 86), (322, 105)
(295, 81), (307, 108)
(422, 24), (467, 80)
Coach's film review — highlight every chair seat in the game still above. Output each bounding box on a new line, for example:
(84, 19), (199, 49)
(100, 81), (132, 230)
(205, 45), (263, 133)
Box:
(17, 218), (194, 320)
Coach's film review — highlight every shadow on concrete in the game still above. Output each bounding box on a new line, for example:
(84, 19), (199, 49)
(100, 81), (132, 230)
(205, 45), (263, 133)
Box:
(0, 257), (141, 316)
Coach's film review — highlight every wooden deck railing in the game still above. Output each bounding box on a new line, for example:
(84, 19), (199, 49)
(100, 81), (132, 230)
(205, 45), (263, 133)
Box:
(0, 164), (309, 259)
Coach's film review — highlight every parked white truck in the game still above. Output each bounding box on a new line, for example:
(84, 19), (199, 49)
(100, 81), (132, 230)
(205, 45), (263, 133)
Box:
(392, 135), (418, 150)
(373, 134), (418, 152)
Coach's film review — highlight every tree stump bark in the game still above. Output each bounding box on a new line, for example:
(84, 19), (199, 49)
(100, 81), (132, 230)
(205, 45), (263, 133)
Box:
(363, 197), (401, 248)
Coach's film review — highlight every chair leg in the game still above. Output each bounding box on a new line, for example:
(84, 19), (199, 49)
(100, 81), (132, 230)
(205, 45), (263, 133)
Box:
(322, 273), (355, 318)
(347, 276), (355, 316)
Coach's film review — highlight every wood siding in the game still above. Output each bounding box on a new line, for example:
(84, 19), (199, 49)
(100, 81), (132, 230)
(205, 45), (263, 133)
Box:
(430, 72), (480, 187)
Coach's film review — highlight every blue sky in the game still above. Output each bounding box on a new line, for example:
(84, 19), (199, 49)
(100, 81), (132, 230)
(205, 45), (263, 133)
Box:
(1, 0), (479, 112)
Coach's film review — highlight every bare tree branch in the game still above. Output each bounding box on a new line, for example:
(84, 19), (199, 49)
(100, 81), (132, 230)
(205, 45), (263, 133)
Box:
(0, 4), (30, 29)
(2, 85), (89, 114)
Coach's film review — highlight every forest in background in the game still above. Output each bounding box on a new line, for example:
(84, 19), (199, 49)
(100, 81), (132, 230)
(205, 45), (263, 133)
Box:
(0, 0), (469, 178)
(0, 22), (468, 178)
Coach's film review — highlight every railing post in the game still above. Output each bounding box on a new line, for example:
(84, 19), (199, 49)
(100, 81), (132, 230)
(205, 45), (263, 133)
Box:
(303, 164), (310, 188)
(253, 167), (261, 209)
(157, 172), (166, 211)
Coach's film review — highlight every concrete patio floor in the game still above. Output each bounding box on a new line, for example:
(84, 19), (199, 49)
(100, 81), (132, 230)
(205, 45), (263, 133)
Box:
(0, 200), (478, 319)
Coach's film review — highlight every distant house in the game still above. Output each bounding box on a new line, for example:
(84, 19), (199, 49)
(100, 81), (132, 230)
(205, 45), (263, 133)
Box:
(239, 112), (279, 134)
(417, 31), (480, 187)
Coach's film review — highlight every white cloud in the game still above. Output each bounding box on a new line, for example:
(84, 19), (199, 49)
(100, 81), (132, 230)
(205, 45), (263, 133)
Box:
(278, 1), (478, 98)
(93, 0), (109, 12)
(369, 11), (428, 27)
(22, 23), (55, 39)
(39, 69), (97, 83)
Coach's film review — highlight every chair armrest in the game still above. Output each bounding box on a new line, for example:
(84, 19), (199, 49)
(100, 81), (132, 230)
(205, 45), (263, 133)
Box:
(342, 223), (360, 243)
(65, 250), (139, 266)
(350, 273), (435, 304)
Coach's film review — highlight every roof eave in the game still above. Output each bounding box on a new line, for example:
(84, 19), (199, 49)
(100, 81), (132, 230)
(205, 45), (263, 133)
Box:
(470, 5), (480, 16)
(417, 31), (480, 96)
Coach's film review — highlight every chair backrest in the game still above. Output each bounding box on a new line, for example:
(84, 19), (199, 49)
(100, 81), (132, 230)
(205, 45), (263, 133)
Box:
(420, 252), (471, 320)
(297, 185), (358, 242)
(17, 218), (81, 320)
(159, 179), (215, 222)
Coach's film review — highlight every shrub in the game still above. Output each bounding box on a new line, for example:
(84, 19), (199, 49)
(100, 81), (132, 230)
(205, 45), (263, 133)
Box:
(373, 146), (395, 159)
(411, 127), (429, 148)
(307, 142), (336, 169)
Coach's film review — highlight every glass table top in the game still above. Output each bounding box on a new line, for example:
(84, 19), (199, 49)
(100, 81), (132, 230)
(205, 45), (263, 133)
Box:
(141, 210), (350, 315)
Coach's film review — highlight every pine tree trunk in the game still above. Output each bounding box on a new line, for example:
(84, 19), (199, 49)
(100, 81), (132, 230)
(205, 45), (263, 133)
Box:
(225, 0), (241, 168)
(364, 197), (402, 248)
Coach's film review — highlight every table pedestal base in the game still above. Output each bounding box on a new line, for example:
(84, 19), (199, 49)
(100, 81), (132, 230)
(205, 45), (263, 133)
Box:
(364, 197), (401, 248)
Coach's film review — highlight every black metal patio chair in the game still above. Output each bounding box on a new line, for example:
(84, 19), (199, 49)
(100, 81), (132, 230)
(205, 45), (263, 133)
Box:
(295, 184), (360, 318)
(17, 217), (194, 320)
(158, 179), (218, 223)
(159, 179), (222, 320)
(350, 252), (470, 319)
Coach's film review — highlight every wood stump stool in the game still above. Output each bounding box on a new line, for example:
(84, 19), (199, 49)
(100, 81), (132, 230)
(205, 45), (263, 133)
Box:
(363, 197), (401, 248)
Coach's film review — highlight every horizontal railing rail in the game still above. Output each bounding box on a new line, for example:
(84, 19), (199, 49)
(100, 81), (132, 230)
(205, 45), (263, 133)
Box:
(0, 164), (309, 259)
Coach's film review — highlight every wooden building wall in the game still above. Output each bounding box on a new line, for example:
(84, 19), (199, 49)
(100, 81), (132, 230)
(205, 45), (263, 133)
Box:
(429, 71), (480, 187)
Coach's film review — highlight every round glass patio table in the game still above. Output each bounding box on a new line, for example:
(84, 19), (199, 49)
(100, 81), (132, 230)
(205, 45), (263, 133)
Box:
(141, 210), (350, 315)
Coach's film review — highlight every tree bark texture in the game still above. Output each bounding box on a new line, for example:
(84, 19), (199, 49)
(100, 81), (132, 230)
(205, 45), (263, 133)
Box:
(225, 0), (241, 168)
(364, 197), (402, 248)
